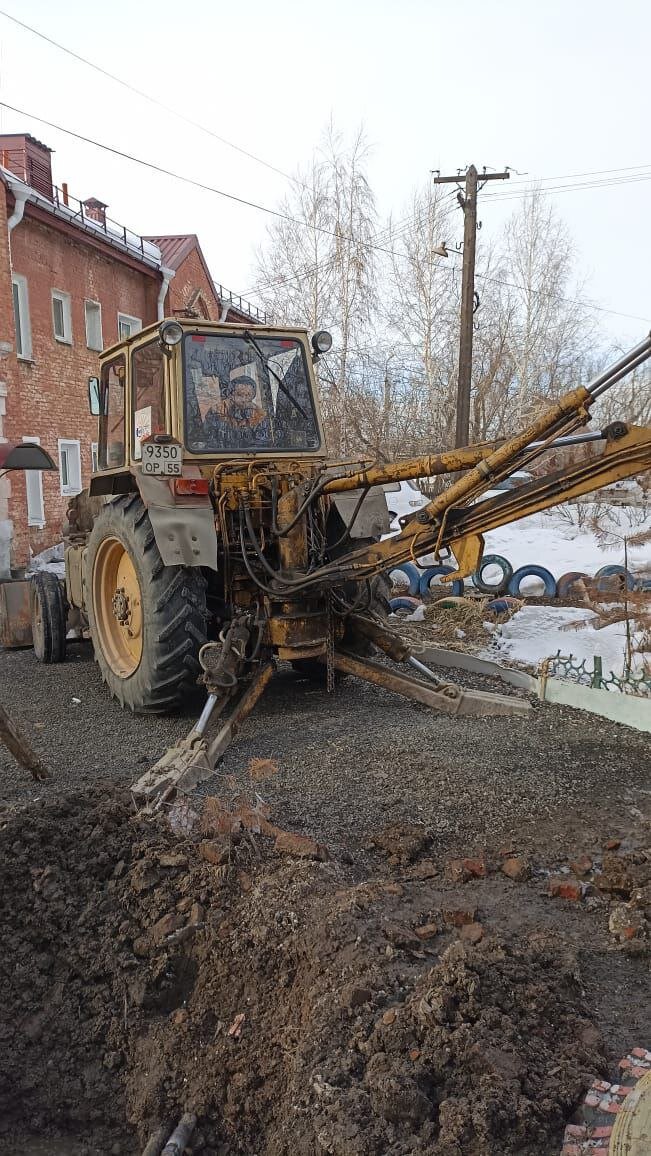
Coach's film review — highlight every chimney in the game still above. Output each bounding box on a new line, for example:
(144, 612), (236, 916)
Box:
(0, 133), (53, 199)
(83, 197), (108, 227)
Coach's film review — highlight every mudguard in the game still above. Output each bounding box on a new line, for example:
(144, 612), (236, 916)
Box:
(135, 472), (218, 570)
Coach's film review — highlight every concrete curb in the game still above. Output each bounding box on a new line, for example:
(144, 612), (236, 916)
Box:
(414, 644), (651, 734)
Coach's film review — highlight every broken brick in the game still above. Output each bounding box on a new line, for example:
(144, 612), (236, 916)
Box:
(169, 1008), (189, 1026)
(274, 831), (328, 860)
(501, 857), (528, 881)
(547, 877), (583, 901)
(384, 922), (422, 949)
(448, 857), (486, 882)
(414, 922), (438, 941)
(150, 911), (185, 943)
(569, 853), (593, 876)
(608, 902), (647, 941)
(199, 840), (230, 866)
(340, 984), (372, 1010)
(459, 921), (484, 944)
(158, 853), (188, 868)
(442, 906), (477, 927)
(605, 838), (621, 851)
(409, 1048), (421, 1061)
(188, 902), (204, 926)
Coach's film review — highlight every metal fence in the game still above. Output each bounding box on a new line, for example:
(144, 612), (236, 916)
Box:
(545, 651), (651, 697)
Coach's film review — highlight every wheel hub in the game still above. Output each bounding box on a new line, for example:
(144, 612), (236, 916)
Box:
(111, 587), (131, 625)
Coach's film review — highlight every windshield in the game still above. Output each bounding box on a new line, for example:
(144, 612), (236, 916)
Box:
(183, 333), (320, 453)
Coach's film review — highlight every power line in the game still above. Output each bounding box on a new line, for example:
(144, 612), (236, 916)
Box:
(0, 7), (298, 187)
(2, 100), (647, 328)
(0, 100), (430, 260)
(7, 3), (650, 216)
(482, 171), (651, 203)
(487, 161), (651, 188)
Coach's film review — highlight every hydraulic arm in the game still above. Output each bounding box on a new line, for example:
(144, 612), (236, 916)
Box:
(304, 334), (651, 587)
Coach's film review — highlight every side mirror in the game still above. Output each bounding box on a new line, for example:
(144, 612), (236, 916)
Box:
(88, 376), (101, 416)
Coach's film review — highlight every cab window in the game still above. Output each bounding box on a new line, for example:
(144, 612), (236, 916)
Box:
(132, 341), (166, 459)
(99, 355), (126, 469)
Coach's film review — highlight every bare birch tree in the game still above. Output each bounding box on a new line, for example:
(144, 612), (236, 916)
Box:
(253, 125), (377, 452)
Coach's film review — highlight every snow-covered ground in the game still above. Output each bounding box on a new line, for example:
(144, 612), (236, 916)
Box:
(481, 605), (646, 678)
(383, 488), (650, 678)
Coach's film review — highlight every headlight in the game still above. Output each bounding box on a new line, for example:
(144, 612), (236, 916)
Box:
(311, 329), (333, 355)
(159, 320), (183, 347)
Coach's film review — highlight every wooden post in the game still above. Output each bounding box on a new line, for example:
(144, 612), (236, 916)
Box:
(0, 703), (48, 780)
(432, 165), (510, 446)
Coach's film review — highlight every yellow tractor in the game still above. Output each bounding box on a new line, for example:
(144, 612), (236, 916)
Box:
(30, 318), (651, 804)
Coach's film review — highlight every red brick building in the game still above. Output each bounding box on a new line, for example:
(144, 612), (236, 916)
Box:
(0, 133), (265, 576)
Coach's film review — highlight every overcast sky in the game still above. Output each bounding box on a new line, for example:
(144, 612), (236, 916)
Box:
(1, 0), (649, 347)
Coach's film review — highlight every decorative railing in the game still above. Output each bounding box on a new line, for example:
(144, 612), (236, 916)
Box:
(543, 651), (651, 697)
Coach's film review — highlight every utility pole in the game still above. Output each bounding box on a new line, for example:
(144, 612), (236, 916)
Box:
(432, 165), (510, 446)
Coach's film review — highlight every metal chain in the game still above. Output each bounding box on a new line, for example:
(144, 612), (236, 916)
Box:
(326, 590), (336, 693)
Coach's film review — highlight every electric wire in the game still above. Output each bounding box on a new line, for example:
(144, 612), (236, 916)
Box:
(0, 7), (300, 186)
(1, 100), (647, 326)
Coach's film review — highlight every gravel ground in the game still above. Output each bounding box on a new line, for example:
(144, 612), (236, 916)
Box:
(1, 641), (649, 859)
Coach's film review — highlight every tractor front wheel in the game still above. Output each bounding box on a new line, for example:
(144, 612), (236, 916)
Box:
(87, 495), (208, 714)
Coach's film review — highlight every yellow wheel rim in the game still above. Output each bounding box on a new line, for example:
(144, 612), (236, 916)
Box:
(92, 536), (143, 678)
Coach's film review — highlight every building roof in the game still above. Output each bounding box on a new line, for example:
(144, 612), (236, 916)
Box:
(145, 233), (201, 272)
(0, 166), (162, 271)
(146, 234), (266, 324)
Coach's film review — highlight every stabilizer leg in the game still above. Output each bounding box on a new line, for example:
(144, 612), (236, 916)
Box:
(341, 613), (532, 718)
(132, 663), (274, 808)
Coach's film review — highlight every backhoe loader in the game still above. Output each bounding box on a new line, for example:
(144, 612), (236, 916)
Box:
(30, 318), (651, 805)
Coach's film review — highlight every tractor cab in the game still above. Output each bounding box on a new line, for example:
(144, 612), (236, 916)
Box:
(89, 320), (329, 493)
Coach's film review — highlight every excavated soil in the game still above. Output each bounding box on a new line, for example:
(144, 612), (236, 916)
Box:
(3, 784), (646, 1156)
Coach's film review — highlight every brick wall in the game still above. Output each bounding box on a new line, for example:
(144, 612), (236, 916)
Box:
(2, 209), (159, 568)
(166, 248), (221, 320)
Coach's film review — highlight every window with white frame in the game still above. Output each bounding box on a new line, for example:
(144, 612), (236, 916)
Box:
(91, 442), (99, 473)
(117, 313), (142, 341)
(85, 300), (103, 350)
(58, 439), (82, 496)
(12, 274), (32, 360)
(52, 290), (72, 344)
(22, 436), (45, 527)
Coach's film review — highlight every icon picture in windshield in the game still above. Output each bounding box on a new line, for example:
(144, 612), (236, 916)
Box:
(184, 334), (320, 453)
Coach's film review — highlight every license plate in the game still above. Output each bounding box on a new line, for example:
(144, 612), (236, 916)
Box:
(141, 441), (183, 476)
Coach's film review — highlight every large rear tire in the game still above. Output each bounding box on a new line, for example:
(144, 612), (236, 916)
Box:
(86, 494), (208, 714)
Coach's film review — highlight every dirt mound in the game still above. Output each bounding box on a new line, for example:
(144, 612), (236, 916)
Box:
(0, 788), (607, 1155)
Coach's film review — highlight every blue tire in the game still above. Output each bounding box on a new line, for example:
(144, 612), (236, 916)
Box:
(472, 554), (513, 595)
(419, 564), (464, 599)
(388, 562), (421, 596)
(389, 596), (422, 613)
(508, 565), (557, 598)
(486, 596), (520, 614)
(594, 564), (636, 592)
